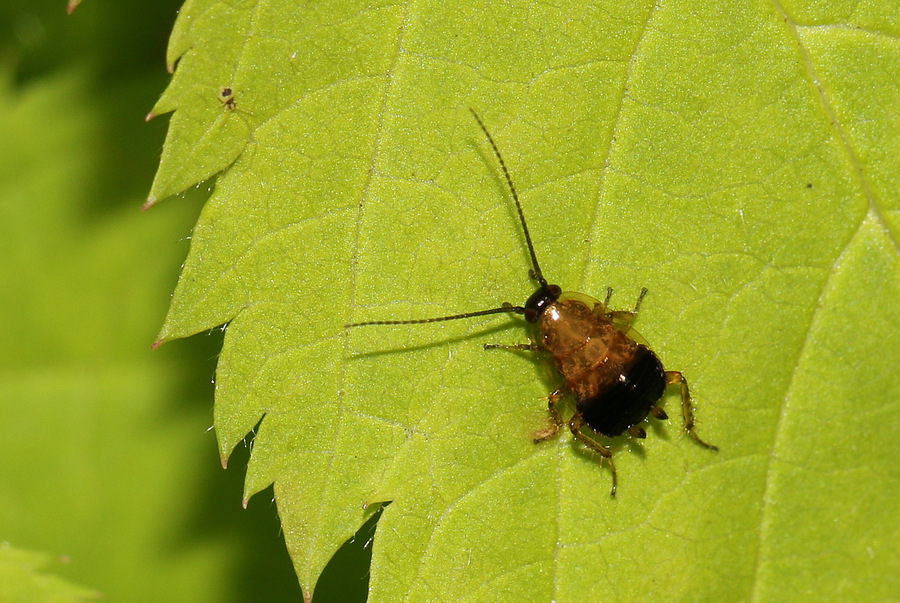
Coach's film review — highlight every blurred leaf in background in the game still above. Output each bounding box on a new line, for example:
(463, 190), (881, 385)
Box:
(0, 1), (311, 600)
(0, 544), (100, 602)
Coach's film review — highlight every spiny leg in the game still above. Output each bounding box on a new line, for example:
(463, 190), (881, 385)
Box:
(569, 414), (618, 497)
(533, 389), (565, 443)
(665, 371), (719, 451)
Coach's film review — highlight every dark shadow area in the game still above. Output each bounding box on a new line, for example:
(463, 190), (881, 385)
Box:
(160, 332), (303, 602)
(220, 440), (307, 603)
(0, 0), (189, 216)
(155, 327), (227, 414)
(82, 73), (180, 215)
(314, 504), (385, 603)
(0, 0), (183, 85)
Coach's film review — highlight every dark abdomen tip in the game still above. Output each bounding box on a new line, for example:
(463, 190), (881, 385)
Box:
(577, 346), (667, 437)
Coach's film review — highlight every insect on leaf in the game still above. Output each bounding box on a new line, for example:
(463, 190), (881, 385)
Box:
(150, 0), (900, 600)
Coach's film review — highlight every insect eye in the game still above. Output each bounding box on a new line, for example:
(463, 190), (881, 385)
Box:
(523, 285), (560, 322)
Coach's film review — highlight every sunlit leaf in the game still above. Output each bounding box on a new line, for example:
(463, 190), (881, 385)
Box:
(151, 1), (900, 600)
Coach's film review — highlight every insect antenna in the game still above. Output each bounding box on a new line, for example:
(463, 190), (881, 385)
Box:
(346, 304), (525, 328)
(345, 110), (538, 329)
(468, 108), (548, 289)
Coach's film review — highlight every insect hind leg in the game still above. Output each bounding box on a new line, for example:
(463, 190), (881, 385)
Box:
(568, 414), (618, 497)
(664, 371), (718, 451)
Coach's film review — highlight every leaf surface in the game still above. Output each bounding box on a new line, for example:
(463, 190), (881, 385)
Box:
(0, 546), (100, 603)
(152, 1), (900, 600)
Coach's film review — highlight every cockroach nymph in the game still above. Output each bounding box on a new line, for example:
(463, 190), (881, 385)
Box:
(348, 109), (717, 496)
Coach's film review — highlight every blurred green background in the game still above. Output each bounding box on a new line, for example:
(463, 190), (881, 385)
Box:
(0, 2), (370, 600)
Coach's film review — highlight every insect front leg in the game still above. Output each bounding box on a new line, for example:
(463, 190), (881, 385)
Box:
(568, 414), (618, 497)
(533, 389), (565, 443)
(664, 371), (719, 451)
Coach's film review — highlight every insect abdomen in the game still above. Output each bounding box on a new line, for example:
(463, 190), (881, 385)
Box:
(577, 345), (667, 437)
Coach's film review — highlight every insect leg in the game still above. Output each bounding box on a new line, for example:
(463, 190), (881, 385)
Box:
(664, 371), (719, 451)
(483, 341), (567, 446)
(604, 287), (649, 332)
(632, 287), (648, 314)
(533, 389), (565, 443)
(569, 414), (618, 497)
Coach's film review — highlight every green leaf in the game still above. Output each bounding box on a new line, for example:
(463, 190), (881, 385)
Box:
(152, 1), (900, 600)
(0, 66), (222, 600)
(0, 545), (100, 603)
(0, 52), (300, 600)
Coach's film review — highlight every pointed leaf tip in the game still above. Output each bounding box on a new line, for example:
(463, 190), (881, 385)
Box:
(66, 0), (81, 15)
(145, 111), (156, 122)
(141, 196), (157, 212)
